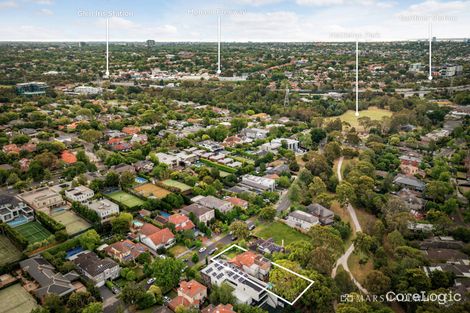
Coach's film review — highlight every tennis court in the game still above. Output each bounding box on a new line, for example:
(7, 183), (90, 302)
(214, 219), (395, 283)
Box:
(107, 191), (145, 208)
(161, 179), (192, 192)
(0, 284), (37, 313)
(134, 183), (171, 199)
(15, 221), (51, 243)
(52, 210), (91, 235)
(0, 235), (23, 266)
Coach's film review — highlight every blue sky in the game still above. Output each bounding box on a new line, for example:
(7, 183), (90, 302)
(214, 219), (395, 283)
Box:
(0, 0), (469, 41)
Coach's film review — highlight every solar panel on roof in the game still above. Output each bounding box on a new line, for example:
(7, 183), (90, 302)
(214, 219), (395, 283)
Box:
(206, 268), (213, 273)
(216, 273), (224, 279)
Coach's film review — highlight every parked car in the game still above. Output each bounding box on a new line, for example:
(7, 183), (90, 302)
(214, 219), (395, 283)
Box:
(163, 296), (171, 303)
(147, 277), (156, 284)
(199, 247), (206, 253)
(246, 222), (256, 231)
(209, 248), (218, 255)
(230, 235), (237, 241)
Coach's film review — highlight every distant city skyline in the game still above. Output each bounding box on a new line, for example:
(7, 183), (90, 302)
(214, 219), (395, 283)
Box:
(0, 0), (469, 42)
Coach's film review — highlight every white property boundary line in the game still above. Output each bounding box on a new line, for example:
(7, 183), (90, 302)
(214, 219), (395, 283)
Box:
(210, 244), (314, 306)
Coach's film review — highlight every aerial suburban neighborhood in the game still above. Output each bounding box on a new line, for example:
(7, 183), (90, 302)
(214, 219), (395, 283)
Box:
(0, 1), (470, 313)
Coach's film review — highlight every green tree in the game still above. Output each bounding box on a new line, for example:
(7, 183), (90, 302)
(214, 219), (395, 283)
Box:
(79, 230), (101, 250)
(363, 270), (391, 295)
(209, 282), (236, 305)
(111, 212), (133, 235)
(229, 220), (249, 239)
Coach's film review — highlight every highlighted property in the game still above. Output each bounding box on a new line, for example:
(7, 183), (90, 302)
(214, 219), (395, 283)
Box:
(202, 244), (313, 307)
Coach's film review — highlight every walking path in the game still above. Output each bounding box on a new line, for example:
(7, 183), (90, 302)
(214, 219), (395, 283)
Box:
(331, 157), (368, 294)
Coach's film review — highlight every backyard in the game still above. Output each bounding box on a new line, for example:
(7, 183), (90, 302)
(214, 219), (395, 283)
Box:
(15, 221), (51, 243)
(51, 210), (91, 235)
(0, 235), (23, 266)
(0, 284), (37, 313)
(107, 191), (145, 208)
(134, 183), (171, 199)
(327, 107), (393, 129)
(161, 179), (192, 193)
(254, 221), (309, 246)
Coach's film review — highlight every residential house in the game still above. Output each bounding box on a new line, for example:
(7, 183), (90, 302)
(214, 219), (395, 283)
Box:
(240, 174), (276, 192)
(110, 163), (136, 175)
(202, 304), (236, 313)
(73, 252), (120, 287)
(420, 236), (465, 250)
(306, 203), (334, 225)
(240, 128), (269, 140)
(397, 188), (426, 212)
(229, 251), (271, 281)
(20, 256), (79, 300)
(193, 195), (234, 213)
(250, 238), (284, 255)
(18, 187), (65, 214)
(105, 240), (149, 263)
(393, 174), (425, 192)
(180, 203), (215, 225)
(271, 138), (300, 152)
(201, 260), (280, 308)
(133, 160), (154, 173)
(139, 223), (175, 252)
(168, 280), (207, 312)
(86, 198), (119, 222)
(168, 213), (195, 231)
(61, 151), (77, 164)
(64, 185), (94, 203)
(0, 199), (34, 224)
(286, 210), (319, 231)
(399, 154), (422, 176)
(225, 197), (248, 209)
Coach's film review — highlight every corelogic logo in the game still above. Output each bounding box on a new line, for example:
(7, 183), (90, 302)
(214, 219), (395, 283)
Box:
(341, 291), (462, 305)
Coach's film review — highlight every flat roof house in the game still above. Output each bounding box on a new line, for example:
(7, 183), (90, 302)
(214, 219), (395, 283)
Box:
(73, 252), (120, 287)
(180, 203), (215, 225)
(85, 199), (119, 222)
(18, 187), (65, 214)
(64, 185), (94, 203)
(20, 256), (79, 300)
(201, 260), (280, 308)
(286, 210), (319, 231)
(0, 200), (34, 225)
(240, 175), (276, 192)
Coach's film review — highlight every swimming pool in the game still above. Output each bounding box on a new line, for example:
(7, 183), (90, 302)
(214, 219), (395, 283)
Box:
(7, 215), (29, 228)
(133, 220), (144, 228)
(135, 177), (148, 184)
(159, 211), (170, 218)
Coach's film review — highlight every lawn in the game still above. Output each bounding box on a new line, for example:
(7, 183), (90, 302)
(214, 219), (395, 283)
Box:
(15, 221), (51, 244)
(169, 244), (189, 257)
(107, 191), (145, 208)
(327, 107), (392, 129)
(348, 252), (374, 285)
(254, 221), (309, 246)
(134, 183), (172, 199)
(161, 179), (192, 193)
(0, 283), (38, 313)
(0, 235), (23, 266)
(51, 210), (91, 235)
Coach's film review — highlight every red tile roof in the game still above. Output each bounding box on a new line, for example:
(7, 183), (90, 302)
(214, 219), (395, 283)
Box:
(61, 150), (77, 164)
(147, 228), (175, 246)
(168, 296), (190, 312)
(202, 304), (236, 313)
(168, 214), (195, 231)
(179, 280), (207, 298)
(226, 197), (248, 208)
(140, 223), (161, 236)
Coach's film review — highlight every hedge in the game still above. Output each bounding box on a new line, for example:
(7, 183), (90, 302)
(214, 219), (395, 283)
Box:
(0, 223), (28, 249)
(199, 158), (237, 173)
(71, 201), (100, 224)
(35, 211), (65, 233)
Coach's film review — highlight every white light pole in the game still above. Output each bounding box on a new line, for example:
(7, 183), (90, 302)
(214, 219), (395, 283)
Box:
(105, 18), (110, 78)
(355, 40), (359, 117)
(217, 15), (221, 75)
(428, 21), (433, 80)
